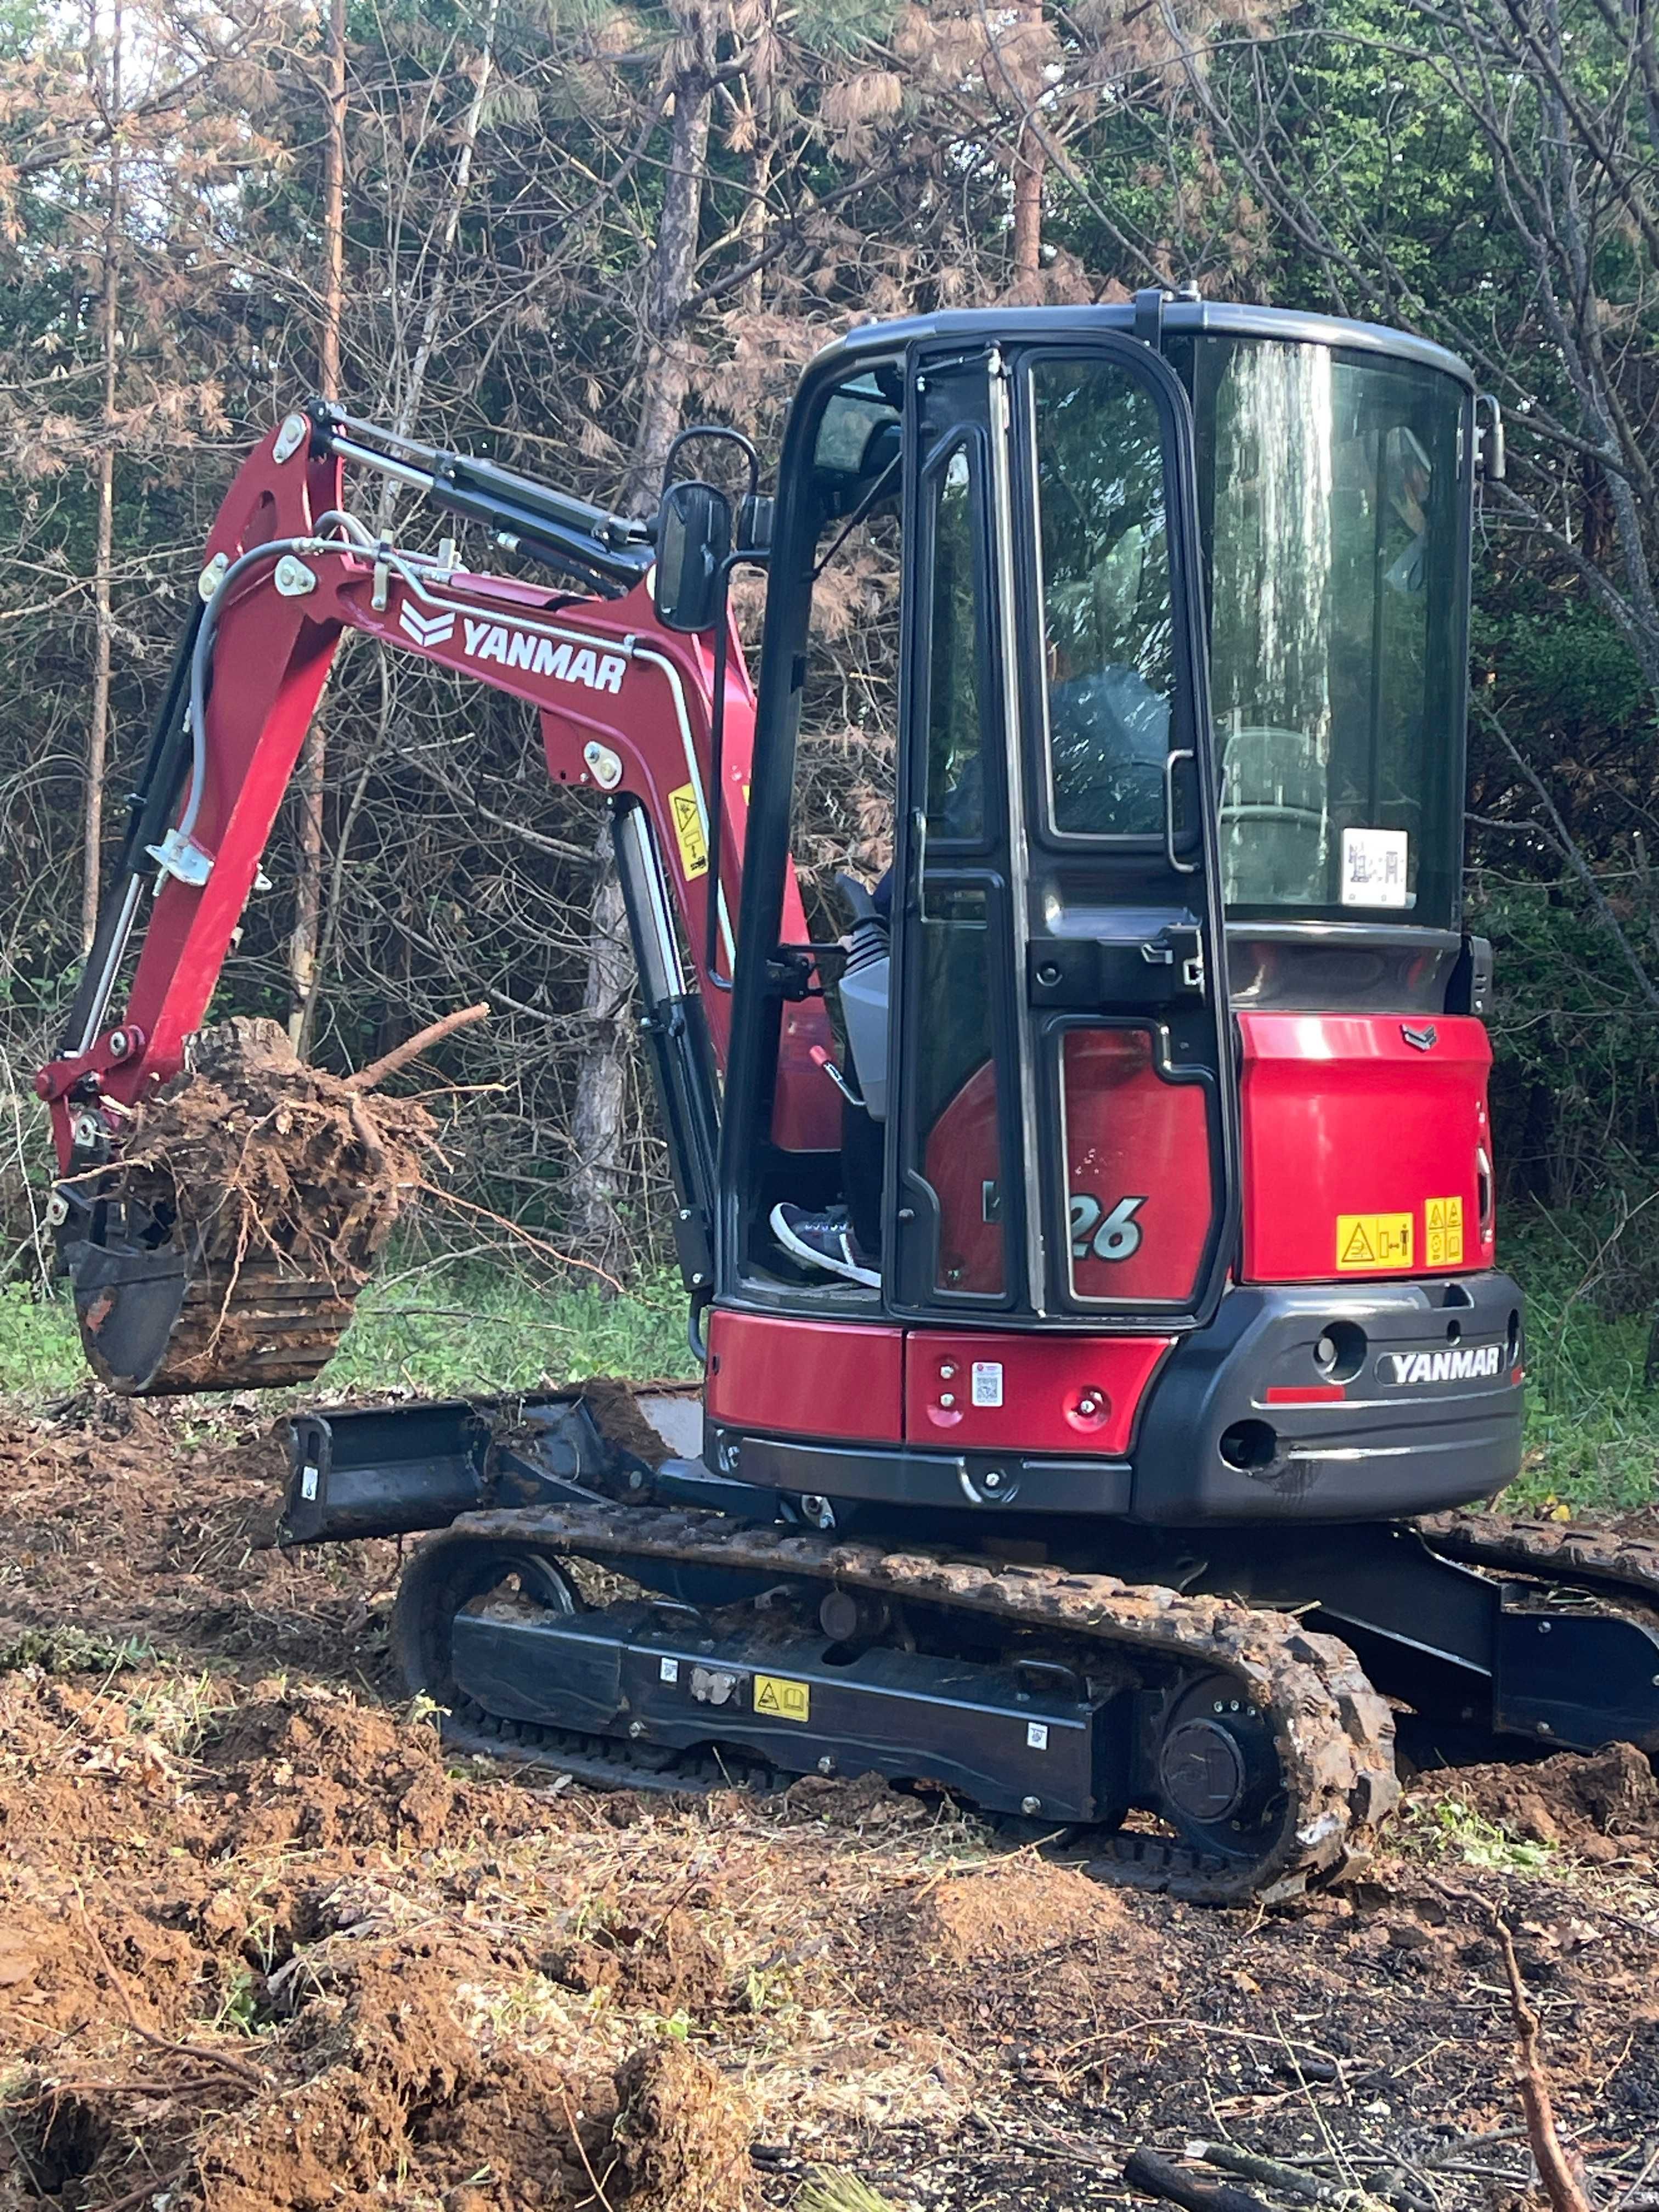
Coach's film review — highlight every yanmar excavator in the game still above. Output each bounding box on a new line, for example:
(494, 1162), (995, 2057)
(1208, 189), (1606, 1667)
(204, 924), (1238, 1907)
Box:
(38, 295), (1659, 1900)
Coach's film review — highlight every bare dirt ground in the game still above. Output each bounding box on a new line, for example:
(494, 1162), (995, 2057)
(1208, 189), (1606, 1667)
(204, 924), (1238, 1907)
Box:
(1, 1395), (1657, 2212)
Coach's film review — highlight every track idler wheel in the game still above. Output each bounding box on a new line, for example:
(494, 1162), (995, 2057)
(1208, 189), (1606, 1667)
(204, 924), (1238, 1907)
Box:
(1155, 1673), (1285, 1864)
(392, 1537), (578, 1710)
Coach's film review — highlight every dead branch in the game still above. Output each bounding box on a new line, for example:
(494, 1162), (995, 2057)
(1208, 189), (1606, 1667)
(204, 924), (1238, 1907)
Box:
(347, 1001), (491, 1091)
(1122, 2147), (1274, 2212)
(1495, 1914), (1595, 2212)
(414, 1180), (627, 1295)
(72, 1893), (266, 2091)
(1185, 2142), (1353, 2208)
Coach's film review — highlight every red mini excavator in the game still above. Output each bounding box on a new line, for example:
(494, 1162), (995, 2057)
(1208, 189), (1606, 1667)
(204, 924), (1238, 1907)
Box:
(39, 294), (1659, 1900)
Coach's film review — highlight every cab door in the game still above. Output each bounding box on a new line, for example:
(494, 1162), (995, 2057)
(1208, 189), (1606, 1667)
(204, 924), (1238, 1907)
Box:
(888, 336), (1237, 1324)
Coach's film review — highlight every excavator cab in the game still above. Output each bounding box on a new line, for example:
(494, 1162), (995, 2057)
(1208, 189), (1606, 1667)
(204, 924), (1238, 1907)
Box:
(708, 301), (1511, 1531)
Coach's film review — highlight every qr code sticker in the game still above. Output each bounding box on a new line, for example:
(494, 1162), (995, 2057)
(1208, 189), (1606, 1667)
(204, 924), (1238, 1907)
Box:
(970, 1361), (1004, 1408)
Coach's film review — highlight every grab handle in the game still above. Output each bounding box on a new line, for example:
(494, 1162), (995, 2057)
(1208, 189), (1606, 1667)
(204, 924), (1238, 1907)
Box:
(1164, 748), (1199, 874)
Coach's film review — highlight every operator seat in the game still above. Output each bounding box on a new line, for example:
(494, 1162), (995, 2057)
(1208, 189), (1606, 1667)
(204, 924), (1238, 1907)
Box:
(1217, 723), (1329, 907)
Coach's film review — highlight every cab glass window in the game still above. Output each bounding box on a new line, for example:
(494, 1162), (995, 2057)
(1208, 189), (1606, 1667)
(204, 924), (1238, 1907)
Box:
(1031, 360), (1174, 836)
(1176, 336), (1465, 924)
(926, 445), (985, 841)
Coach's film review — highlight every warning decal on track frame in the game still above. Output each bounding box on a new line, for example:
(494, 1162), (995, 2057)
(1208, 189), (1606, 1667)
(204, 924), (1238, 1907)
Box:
(753, 1674), (811, 1723)
(1336, 1212), (1414, 1272)
(1425, 1196), (1464, 1267)
(668, 782), (708, 879)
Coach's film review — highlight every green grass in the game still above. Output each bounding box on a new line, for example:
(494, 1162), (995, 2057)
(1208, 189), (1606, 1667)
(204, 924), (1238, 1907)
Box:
(1504, 1209), (1659, 1514)
(0, 1257), (696, 1410)
(325, 1261), (696, 1395)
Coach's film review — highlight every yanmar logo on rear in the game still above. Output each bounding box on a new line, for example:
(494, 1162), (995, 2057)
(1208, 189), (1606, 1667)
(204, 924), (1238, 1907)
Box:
(461, 616), (626, 693)
(1378, 1344), (1503, 1387)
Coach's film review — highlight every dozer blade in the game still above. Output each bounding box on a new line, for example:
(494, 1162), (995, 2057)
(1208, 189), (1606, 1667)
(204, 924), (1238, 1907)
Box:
(56, 1017), (435, 1396)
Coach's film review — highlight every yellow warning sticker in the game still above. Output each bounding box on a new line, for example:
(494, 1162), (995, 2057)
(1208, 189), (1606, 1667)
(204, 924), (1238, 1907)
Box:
(668, 782), (708, 880)
(1336, 1212), (1414, 1272)
(753, 1674), (811, 1724)
(1425, 1195), (1464, 1268)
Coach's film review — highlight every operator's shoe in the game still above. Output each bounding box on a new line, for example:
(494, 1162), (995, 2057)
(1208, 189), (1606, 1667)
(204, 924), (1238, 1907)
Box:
(770, 1203), (879, 1288)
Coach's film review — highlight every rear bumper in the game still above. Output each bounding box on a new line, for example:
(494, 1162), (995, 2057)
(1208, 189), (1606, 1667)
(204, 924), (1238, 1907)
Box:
(1129, 1271), (1525, 1523)
(710, 1271), (1525, 1529)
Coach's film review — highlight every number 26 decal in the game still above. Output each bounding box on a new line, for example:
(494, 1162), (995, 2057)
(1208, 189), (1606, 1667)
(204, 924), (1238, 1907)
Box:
(1068, 1193), (1147, 1262)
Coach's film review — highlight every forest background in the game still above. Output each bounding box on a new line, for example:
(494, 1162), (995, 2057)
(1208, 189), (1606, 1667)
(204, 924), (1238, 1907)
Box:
(0, 0), (1655, 1496)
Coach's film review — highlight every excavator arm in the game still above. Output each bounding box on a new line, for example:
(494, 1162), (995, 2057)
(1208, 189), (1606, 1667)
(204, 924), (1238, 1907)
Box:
(38, 404), (836, 1392)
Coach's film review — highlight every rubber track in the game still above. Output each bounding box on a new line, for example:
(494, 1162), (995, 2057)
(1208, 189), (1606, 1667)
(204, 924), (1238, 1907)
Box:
(1421, 1510), (1659, 1605)
(404, 1501), (1400, 1906)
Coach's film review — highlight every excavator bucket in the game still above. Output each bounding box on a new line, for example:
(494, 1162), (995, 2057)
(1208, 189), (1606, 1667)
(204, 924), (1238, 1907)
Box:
(55, 1020), (433, 1395)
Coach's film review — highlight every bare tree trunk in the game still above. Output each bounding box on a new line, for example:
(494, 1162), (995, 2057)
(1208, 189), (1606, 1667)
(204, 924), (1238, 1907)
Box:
(82, 0), (121, 954)
(737, 2), (775, 317)
(290, 0), (346, 1048)
(296, 0), (499, 1052)
(571, 12), (718, 1271)
(616, 20), (715, 516)
(377, 0), (501, 528)
(1009, 0), (1045, 292)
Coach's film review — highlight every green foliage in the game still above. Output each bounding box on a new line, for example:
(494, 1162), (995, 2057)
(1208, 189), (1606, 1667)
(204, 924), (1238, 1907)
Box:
(0, 1289), (98, 1398)
(797, 2174), (905, 2212)
(1504, 1210), (1659, 1513)
(1403, 1794), (1555, 1876)
(0, 1624), (152, 1675)
(789, 0), (903, 53)
(1469, 866), (1659, 1206)
(1475, 601), (1653, 737)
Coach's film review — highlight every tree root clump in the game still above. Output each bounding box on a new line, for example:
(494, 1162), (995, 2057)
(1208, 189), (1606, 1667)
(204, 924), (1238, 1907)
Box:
(80, 1017), (439, 1393)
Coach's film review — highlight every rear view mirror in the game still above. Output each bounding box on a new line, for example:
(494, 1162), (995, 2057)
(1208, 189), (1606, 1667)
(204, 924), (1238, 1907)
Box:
(653, 480), (732, 631)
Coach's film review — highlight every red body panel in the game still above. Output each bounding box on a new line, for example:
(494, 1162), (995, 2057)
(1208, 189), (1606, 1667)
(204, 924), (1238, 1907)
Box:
(706, 1311), (906, 1443)
(707, 1312), (1172, 1455)
(905, 1330), (1172, 1455)
(1238, 1012), (1495, 1282)
(1058, 1030), (1212, 1304)
(921, 1061), (1002, 1294)
(922, 1031), (1214, 1302)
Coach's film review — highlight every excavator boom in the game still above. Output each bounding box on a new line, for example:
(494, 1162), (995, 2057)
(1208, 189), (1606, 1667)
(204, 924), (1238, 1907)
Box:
(40, 403), (833, 1391)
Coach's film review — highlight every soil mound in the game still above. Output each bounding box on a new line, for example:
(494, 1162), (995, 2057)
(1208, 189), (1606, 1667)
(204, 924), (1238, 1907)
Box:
(1429, 1741), (1659, 1859)
(896, 1860), (1129, 1971)
(611, 2038), (754, 2212)
(201, 1689), (467, 1854)
(198, 1950), (599, 2212)
(547, 1906), (732, 2016)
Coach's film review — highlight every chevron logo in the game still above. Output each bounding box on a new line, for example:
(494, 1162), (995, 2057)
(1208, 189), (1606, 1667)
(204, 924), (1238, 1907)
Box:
(398, 601), (455, 648)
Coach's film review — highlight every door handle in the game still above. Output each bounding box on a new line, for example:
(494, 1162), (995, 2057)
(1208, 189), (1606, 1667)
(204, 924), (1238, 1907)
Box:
(1164, 749), (1198, 874)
